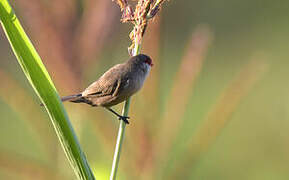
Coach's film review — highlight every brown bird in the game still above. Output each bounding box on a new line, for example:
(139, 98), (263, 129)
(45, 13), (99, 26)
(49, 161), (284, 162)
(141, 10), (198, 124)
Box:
(61, 54), (153, 124)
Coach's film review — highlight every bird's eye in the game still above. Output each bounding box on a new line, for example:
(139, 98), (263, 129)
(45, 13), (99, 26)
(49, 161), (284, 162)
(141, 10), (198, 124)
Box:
(145, 58), (153, 66)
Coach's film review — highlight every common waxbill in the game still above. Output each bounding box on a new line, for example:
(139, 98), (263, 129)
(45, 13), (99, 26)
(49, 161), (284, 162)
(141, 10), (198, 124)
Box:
(61, 54), (153, 124)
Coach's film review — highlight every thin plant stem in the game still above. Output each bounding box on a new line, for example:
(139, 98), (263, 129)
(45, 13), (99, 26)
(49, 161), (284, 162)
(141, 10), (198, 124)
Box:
(110, 0), (167, 178)
(110, 40), (141, 180)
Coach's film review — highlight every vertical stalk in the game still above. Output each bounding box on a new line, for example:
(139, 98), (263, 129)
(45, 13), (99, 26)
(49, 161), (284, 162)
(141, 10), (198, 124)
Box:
(110, 41), (141, 180)
(110, 0), (165, 178)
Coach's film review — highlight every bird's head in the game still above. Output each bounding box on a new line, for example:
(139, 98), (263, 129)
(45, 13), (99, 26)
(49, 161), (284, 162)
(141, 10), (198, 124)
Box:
(127, 54), (153, 75)
(130, 54), (153, 67)
(138, 54), (153, 67)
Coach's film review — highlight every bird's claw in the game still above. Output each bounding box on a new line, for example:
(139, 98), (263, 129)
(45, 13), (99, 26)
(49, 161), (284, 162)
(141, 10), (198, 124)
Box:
(118, 116), (130, 124)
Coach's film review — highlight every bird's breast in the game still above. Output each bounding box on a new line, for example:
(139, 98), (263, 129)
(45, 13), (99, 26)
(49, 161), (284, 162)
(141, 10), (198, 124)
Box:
(130, 67), (149, 93)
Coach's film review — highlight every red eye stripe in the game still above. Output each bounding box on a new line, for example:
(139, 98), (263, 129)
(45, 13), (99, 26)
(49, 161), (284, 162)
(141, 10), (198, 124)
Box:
(145, 58), (153, 66)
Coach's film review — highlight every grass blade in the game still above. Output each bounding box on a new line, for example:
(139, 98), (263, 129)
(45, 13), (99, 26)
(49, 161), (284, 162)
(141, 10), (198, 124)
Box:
(0, 1), (94, 179)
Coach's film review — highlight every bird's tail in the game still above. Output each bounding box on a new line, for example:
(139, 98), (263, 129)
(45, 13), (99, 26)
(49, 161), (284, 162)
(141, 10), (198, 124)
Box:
(40, 93), (83, 106)
(61, 93), (83, 103)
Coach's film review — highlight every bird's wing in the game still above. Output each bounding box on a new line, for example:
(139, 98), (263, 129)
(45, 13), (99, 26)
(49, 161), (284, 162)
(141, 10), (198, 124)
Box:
(82, 64), (124, 97)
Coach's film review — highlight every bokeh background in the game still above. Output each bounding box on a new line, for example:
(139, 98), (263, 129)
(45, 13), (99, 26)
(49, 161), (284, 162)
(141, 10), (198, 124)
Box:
(1, 0), (289, 179)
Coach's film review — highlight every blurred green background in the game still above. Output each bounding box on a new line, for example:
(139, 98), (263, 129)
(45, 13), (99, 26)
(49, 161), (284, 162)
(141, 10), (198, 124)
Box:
(1, 0), (289, 179)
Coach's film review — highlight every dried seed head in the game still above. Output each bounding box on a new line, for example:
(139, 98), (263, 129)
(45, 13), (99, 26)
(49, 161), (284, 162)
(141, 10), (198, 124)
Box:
(121, 5), (134, 22)
(113, 0), (128, 11)
(113, 0), (167, 56)
(147, 0), (166, 19)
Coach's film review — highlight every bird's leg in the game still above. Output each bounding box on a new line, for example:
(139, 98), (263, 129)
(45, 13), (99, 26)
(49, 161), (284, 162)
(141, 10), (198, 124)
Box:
(105, 107), (130, 124)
